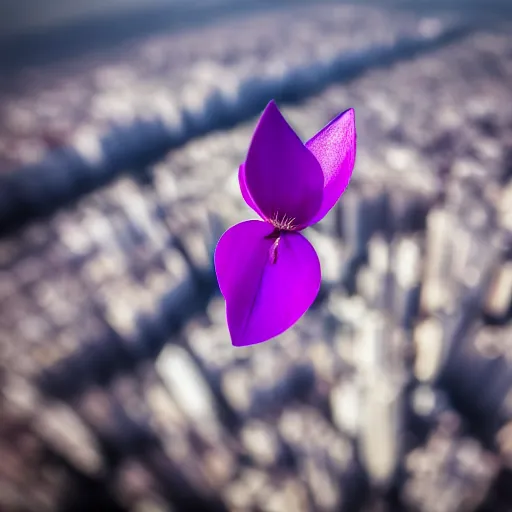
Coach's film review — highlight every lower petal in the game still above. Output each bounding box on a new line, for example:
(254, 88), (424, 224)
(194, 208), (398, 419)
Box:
(214, 220), (321, 347)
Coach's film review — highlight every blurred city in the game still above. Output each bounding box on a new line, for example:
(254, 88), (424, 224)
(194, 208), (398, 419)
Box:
(0, 0), (511, 511)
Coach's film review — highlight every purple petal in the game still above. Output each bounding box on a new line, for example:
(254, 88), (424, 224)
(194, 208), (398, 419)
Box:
(238, 164), (264, 218)
(214, 220), (321, 347)
(245, 101), (324, 228)
(306, 108), (356, 224)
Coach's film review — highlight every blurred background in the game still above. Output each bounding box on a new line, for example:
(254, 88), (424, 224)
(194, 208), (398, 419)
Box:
(0, 0), (511, 511)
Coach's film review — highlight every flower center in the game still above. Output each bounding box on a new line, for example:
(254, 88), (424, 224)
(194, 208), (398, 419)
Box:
(265, 212), (297, 265)
(264, 213), (298, 265)
(269, 212), (296, 231)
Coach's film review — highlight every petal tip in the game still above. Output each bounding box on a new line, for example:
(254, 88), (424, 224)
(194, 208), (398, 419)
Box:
(346, 107), (356, 129)
(266, 98), (278, 110)
(260, 99), (286, 124)
(336, 107), (356, 131)
(230, 336), (270, 348)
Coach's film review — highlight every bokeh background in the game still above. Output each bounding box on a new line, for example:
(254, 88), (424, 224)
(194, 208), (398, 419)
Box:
(0, 0), (511, 511)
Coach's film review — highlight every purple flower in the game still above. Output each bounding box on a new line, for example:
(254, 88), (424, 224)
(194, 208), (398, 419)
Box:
(215, 101), (356, 347)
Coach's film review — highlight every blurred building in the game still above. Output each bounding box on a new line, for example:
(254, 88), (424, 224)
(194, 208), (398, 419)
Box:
(0, 1), (511, 511)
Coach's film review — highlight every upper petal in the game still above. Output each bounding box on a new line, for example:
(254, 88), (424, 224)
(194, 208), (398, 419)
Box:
(214, 220), (321, 347)
(244, 101), (324, 228)
(238, 163), (264, 218)
(306, 108), (356, 224)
